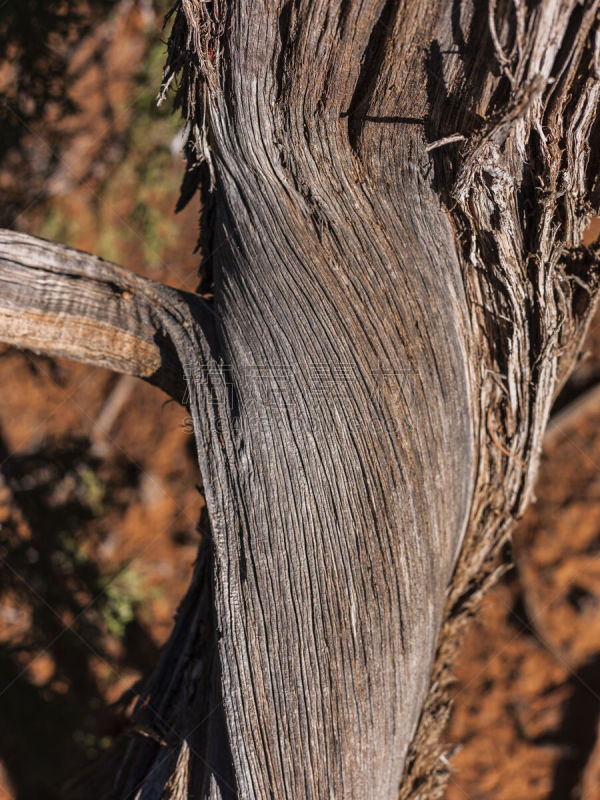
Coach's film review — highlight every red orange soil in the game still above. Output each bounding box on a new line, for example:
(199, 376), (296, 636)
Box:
(0, 3), (202, 796)
(445, 264), (600, 799)
(2, 3), (600, 798)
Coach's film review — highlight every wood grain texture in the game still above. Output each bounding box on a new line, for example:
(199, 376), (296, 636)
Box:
(165, 1), (600, 796)
(2, 1), (600, 799)
(0, 229), (216, 402)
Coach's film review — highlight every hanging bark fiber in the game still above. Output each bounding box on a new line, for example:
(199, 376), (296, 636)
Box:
(1, 1), (600, 797)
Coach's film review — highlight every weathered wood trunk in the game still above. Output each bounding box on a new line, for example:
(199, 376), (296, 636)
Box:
(1, 1), (600, 798)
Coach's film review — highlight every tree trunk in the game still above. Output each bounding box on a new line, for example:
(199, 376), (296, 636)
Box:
(1, 1), (600, 798)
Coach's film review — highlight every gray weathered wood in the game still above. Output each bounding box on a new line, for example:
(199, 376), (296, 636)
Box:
(1, 1), (600, 798)
(0, 229), (218, 402)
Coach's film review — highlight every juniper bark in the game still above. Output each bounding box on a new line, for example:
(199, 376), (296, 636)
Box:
(1, 1), (600, 797)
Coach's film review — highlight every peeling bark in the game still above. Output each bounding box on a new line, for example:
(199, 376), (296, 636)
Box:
(1, 1), (600, 799)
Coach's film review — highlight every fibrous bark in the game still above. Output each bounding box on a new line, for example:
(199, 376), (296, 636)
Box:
(1, 1), (600, 799)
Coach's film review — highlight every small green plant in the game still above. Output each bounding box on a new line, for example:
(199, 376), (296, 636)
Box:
(78, 464), (105, 516)
(73, 729), (113, 759)
(100, 564), (152, 639)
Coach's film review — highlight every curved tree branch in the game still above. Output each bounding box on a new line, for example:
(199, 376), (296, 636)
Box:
(2, 1), (600, 799)
(0, 228), (240, 798)
(0, 229), (217, 402)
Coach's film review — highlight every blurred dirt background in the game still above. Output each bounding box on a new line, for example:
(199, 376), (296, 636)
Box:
(1, 2), (600, 798)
